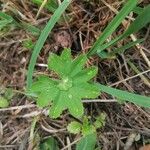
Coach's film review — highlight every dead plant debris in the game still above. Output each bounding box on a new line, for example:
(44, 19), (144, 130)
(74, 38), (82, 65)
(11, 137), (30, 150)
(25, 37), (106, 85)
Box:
(0, 0), (150, 150)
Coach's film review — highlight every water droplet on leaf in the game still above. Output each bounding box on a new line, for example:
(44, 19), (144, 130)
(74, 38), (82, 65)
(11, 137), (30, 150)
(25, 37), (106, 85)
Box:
(69, 94), (72, 99)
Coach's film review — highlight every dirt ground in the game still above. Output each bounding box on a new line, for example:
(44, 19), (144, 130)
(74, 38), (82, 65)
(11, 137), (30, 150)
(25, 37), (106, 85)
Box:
(0, 0), (150, 150)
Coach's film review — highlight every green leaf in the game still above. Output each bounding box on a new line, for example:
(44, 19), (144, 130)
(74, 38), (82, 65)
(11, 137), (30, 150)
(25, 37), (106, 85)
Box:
(71, 83), (100, 99)
(4, 88), (14, 100)
(30, 76), (59, 107)
(113, 39), (144, 54)
(32, 0), (58, 13)
(97, 84), (150, 108)
(81, 117), (96, 136)
(60, 48), (72, 62)
(29, 49), (99, 118)
(67, 121), (81, 134)
(125, 4), (150, 36)
(39, 137), (59, 150)
(22, 39), (35, 50)
(36, 92), (52, 107)
(76, 133), (97, 150)
(0, 12), (14, 30)
(73, 66), (98, 83)
(60, 48), (72, 75)
(49, 91), (68, 118)
(0, 96), (9, 108)
(48, 51), (72, 77)
(70, 54), (87, 77)
(94, 113), (106, 129)
(48, 53), (67, 76)
(67, 96), (84, 118)
(98, 38), (144, 59)
(133, 6), (143, 14)
(0, 12), (14, 21)
(88, 0), (138, 56)
(97, 4), (150, 55)
(27, 0), (71, 88)
(0, 20), (10, 30)
(31, 76), (57, 92)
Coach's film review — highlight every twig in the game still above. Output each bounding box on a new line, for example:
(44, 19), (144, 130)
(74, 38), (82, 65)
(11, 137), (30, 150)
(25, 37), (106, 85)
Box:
(0, 104), (36, 111)
(41, 124), (66, 133)
(82, 99), (117, 103)
(61, 137), (81, 150)
(110, 69), (150, 86)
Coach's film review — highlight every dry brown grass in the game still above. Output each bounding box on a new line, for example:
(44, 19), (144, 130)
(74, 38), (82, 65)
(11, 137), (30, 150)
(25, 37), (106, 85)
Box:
(0, 0), (150, 149)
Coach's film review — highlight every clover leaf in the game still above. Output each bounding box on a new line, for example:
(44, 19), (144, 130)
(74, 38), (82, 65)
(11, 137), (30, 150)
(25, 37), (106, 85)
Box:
(30, 48), (100, 118)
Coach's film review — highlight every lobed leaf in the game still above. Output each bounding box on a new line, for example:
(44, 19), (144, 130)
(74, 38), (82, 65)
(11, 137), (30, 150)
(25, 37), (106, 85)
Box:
(70, 54), (87, 77)
(29, 49), (99, 118)
(31, 76), (57, 92)
(0, 96), (9, 108)
(71, 83), (100, 99)
(67, 96), (84, 118)
(73, 66), (98, 83)
(30, 76), (59, 107)
(67, 121), (81, 134)
(60, 48), (72, 62)
(48, 53), (66, 76)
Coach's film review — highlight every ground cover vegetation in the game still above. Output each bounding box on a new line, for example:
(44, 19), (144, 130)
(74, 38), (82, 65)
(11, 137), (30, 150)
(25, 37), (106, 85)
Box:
(0, 0), (150, 149)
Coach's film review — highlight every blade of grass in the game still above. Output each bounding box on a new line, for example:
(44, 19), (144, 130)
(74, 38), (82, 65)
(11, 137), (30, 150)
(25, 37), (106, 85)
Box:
(32, 0), (58, 13)
(97, 83), (150, 108)
(21, 22), (40, 36)
(27, 0), (71, 89)
(124, 4), (150, 36)
(0, 12), (40, 35)
(97, 4), (150, 55)
(98, 38), (144, 58)
(87, 0), (138, 56)
(133, 6), (143, 14)
(0, 12), (14, 21)
(111, 38), (144, 55)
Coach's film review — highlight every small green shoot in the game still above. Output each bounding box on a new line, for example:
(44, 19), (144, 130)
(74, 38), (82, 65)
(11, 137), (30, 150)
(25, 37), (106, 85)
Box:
(0, 12), (17, 35)
(68, 114), (106, 150)
(32, 0), (58, 13)
(22, 39), (35, 50)
(4, 88), (14, 100)
(0, 96), (9, 108)
(30, 49), (99, 118)
(0, 88), (14, 108)
(67, 121), (81, 134)
(67, 113), (106, 136)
